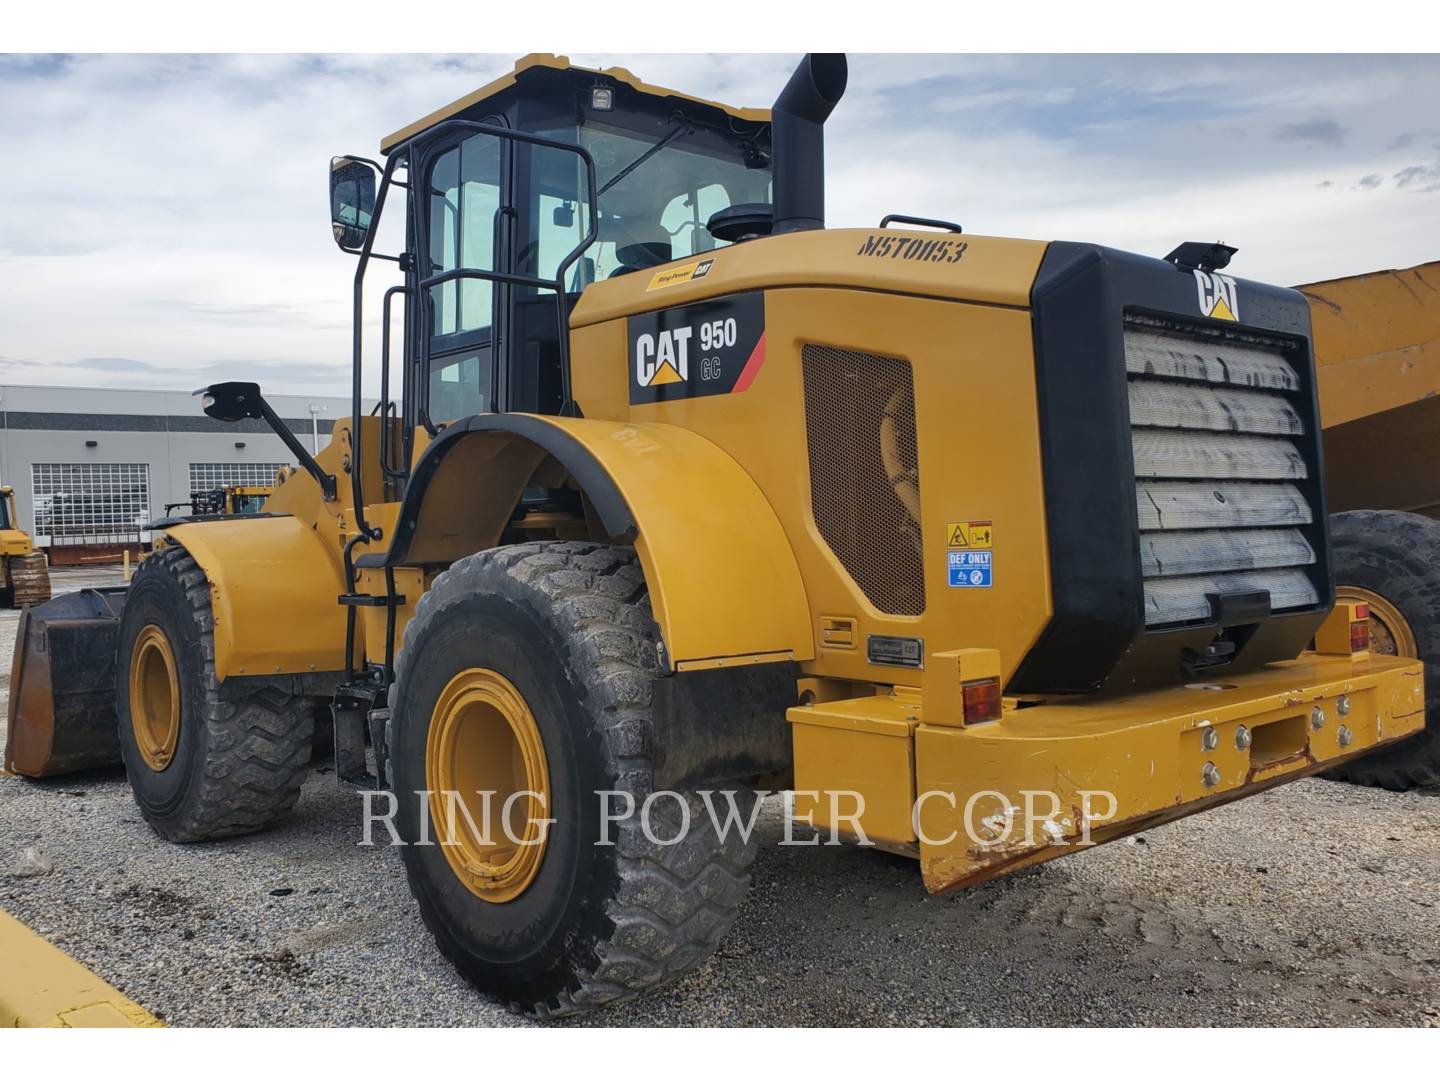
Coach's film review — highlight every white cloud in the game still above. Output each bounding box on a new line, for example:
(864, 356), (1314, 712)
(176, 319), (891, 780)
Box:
(2, 52), (1438, 394)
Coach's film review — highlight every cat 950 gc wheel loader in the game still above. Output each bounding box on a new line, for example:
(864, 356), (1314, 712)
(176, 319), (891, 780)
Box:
(4, 53), (1425, 1016)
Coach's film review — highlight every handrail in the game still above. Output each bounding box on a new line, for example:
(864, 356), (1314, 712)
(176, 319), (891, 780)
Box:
(379, 285), (409, 483)
(878, 212), (963, 234)
(418, 265), (580, 292)
(348, 150), (406, 543)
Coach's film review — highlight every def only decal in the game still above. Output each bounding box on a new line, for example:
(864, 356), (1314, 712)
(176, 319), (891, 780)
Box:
(948, 550), (992, 588)
(629, 291), (766, 405)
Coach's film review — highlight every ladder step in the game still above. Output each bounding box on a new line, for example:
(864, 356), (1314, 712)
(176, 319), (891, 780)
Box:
(337, 593), (406, 607)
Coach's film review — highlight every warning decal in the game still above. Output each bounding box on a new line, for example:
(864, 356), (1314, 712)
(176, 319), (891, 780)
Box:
(945, 520), (993, 548)
(948, 550), (993, 589)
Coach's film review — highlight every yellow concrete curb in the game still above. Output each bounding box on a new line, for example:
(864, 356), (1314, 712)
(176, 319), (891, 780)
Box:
(0, 907), (162, 1027)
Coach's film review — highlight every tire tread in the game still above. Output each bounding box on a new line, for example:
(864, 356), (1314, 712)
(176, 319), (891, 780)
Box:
(1327, 510), (1440, 791)
(122, 547), (313, 841)
(394, 541), (756, 1017)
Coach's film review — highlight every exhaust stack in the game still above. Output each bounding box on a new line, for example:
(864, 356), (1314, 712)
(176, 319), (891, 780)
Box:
(771, 53), (848, 234)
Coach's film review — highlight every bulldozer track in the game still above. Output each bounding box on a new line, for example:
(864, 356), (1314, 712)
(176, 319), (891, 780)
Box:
(7, 552), (51, 608)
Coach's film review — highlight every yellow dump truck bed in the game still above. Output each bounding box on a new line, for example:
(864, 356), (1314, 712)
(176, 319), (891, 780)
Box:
(1301, 261), (1440, 515)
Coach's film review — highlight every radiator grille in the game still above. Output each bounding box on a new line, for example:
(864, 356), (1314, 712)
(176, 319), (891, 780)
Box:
(1126, 318), (1319, 627)
(802, 345), (925, 615)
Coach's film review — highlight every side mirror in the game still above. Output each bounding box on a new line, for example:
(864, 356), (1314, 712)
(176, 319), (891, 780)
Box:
(197, 381), (263, 422)
(330, 156), (378, 251)
(194, 383), (337, 501)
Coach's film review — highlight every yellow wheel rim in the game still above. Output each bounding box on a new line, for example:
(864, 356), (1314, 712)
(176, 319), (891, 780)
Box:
(129, 625), (180, 772)
(426, 668), (551, 904)
(1336, 585), (1418, 658)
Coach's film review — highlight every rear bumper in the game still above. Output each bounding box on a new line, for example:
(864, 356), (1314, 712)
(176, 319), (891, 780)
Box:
(789, 652), (1423, 894)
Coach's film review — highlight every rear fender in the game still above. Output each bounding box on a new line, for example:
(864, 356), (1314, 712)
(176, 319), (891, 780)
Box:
(382, 414), (814, 670)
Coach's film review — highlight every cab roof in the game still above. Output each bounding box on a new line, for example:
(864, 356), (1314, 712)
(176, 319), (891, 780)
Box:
(380, 53), (771, 154)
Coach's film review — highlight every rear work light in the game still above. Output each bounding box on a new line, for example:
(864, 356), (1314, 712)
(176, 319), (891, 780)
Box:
(1314, 600), (1371, 656)
(962, 678), (1002, 724)
(1351, 604), (1370, 653)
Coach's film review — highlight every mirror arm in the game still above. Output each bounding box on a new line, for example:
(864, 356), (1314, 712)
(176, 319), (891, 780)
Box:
(252, 395), (338, 501)
(197, 382), (338, 500)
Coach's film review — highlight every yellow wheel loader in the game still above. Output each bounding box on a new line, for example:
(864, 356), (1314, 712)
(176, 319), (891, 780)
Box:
(4, 53), (1425, 1015)
(0, 484), (51, 609)
(1302, 261), (1440, 789)
(164, 483), (276, 519)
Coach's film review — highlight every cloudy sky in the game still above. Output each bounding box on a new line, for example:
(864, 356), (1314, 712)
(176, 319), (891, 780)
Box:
(2, 52), (1438, 396)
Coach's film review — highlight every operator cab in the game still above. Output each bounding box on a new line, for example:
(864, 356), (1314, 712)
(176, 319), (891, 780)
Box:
(336, 55), (773, 429)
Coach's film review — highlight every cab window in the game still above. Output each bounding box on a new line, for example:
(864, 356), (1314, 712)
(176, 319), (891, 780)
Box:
(659, 183), (732, 259)
(427, 134), (501, 336)
(430, 352), (492, 420)
(426, 132), (502, 420)
(535, 123), (771, 288)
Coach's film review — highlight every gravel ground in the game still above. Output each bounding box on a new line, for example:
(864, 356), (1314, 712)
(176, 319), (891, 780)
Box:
(2, 567), (1439, 1026)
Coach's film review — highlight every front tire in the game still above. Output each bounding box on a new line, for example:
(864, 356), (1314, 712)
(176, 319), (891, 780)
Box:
(390, 542), (756, 1017)
(116, 546), (315, 841)
(1327, 510), (1440, 790)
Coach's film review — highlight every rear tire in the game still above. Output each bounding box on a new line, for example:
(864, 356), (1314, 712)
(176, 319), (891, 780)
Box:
(1326, 509), (1440, 790)
(390, 541), (757, 1017)
(117, 546), (314, 841)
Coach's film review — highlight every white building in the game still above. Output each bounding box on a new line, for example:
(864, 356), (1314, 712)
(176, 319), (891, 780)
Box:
(0, 384), (364, 552)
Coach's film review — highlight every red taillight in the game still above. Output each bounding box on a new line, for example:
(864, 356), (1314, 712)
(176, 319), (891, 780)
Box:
(962, 677), (1002, 724)
(1351, 619), (1370, 653)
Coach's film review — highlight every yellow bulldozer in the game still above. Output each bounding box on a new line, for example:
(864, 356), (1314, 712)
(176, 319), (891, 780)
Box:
(3, 53), (1429, 1016)
(0, 484), (51, 609)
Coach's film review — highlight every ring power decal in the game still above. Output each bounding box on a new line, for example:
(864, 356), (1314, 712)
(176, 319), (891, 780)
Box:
(867, 635), (924, 669)
(629, 292), (766, 404)
(646, 258), (715, 291)
(1194, 269), (1239, 322)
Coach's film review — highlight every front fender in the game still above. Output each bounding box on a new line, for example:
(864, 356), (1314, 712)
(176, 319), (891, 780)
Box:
(164, 517), (348, 680)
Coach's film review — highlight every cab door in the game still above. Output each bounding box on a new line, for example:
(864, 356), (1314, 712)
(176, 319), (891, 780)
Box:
(418, 125), (510, 425)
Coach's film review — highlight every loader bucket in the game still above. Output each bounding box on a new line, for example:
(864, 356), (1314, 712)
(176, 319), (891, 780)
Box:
(3, 587), (128, 778)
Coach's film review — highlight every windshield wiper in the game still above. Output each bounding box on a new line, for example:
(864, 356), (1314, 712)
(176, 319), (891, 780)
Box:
(598, 122), (692, 197)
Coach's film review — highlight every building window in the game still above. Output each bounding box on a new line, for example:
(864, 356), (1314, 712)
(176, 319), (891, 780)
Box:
(31, 462), (151, 546)
(188, 462), (285, 495)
